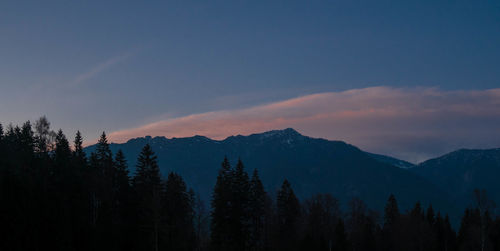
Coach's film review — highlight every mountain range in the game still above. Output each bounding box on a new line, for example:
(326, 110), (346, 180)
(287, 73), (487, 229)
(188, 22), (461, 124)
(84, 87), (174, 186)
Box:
(410, 148), (500, 210)
(85, 128), (499, 222)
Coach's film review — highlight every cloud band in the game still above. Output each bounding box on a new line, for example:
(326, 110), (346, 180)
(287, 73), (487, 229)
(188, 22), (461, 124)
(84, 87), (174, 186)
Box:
(107, 87), (500, 163)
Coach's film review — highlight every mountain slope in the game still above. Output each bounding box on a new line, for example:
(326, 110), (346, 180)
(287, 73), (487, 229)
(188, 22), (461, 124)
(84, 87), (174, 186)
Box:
(365, 152), (416, 169)
(85, 128), (451, 214)
(411, 148), (500, 208)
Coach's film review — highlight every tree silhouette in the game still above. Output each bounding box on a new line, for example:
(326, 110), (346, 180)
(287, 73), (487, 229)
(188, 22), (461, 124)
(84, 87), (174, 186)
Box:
(275, 179), (301, 251)
(163, 172), (195, 250)
(210, 157), (234, 251)
(133, 144), (163, 251)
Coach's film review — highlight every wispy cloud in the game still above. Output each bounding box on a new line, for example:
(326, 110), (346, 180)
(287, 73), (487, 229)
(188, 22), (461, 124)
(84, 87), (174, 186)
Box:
(71, 52), (132, 86)
(107, 87), (500, 163)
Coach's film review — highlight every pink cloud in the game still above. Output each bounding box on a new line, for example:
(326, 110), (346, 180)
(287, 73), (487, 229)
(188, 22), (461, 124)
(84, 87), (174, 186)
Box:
(107, 86), (500, 163)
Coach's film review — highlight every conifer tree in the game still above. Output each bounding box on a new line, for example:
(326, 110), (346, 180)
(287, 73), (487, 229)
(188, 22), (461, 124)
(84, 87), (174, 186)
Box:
(384, 194), (400, 229)
(89, 132), (116, 250)
(231, 159), (251, 250)
(96, 132), (113, 168)
(54, 129), (71, 168)
(458, 208), (483, 250)
(411, 201), (424, 220)
(114, 150), (130, 192)
(163, 172), (195, 250)
(113, 150), (132, 250)
(210, 157), (234, 251)
(426, 204), (435, 226)
(248, 169), (268, 250)
(19, 121), (34, 160)
(436, 213), (457, 251)
(275, 179), (300, 251)
(133, 144), (162, 251)
(73, 130), (87, 165)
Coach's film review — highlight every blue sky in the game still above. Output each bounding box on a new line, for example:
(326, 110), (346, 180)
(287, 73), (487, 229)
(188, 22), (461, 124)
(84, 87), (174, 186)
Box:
(1, 0), (500, 161)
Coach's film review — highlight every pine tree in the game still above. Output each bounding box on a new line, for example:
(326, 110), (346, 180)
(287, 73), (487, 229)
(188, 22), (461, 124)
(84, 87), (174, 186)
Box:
(436, 213), (457, 251)
(134, 144), (161, 190)
(54, 129), (71, 168)
(248, 169), (268, 250)
(114, 149), (130, 197)
(133, 144), (162, 251)
(89, 132), (116, 250)
(382, 194), (400, 251)
(411, 201), (424, 220)
(113, 150), (132, 250)
(19, 121), (34, 161)
(73, 130), (87, 166)
(384, 194), (400, 229)
(458, 208), (482, 250)
(114, 150), (130, 187)
(231, 159), (251, 250)
(96, 132), (113, 167)
(275, 179), (301, 251)
(163, 172), (195, 250)
(426, 204), (435, 226)
(210, 157), (234, 251)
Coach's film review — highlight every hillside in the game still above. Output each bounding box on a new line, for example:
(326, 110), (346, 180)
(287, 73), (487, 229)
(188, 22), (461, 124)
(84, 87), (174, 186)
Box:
(85, 128), (452, 213)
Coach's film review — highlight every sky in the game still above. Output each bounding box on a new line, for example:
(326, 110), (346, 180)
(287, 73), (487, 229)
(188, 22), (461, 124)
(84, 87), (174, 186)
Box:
(1, 0), (500, 162)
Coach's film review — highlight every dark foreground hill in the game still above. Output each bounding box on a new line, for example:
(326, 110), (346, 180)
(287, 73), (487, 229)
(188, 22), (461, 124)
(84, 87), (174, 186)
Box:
(85, 128), (452, 214)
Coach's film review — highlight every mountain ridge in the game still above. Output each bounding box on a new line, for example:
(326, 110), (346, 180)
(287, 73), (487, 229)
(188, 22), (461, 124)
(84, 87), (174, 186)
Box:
(85, 128), (456, 219)
(410, 148), (500, 210)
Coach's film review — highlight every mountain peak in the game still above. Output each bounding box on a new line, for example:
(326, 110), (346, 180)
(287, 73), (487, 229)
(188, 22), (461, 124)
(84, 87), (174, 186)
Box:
(255, 128), (302, 138)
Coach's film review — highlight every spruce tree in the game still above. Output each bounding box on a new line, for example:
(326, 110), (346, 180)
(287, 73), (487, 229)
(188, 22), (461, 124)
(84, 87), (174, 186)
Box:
(133, 144), (162, 251)
(114, 150), (130, 191)
(210, 157), (234, 251)
(275, 179), (300, 251)
(248, 169), (267, 250)
(231, 159), (251, 250)
(113, 150), (132, 250)
(90, 132), (115, 250)
(426, 204), (435, 226)
(163, 172), (195, 250)
(54, 129), (71, 168)
(73, 130), (87, 166)
(96, 132), (113, 167)
(19, 121), (34, 161)
(114, 150), (129, 186)
(384, 194), (400, 229)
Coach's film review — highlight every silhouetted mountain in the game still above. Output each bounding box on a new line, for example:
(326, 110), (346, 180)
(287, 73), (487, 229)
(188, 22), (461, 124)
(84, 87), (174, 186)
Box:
(411, 148), (500, 208)
(85, 128), (451, 214)
(365, 152), (416, 169)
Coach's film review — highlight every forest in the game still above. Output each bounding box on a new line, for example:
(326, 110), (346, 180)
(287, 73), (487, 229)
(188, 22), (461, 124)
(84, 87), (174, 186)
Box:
(1, 118), (500, 251)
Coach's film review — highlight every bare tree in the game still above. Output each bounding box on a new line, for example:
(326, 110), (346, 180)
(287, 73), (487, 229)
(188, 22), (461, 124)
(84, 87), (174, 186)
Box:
(473, 189), (496, 251)
(34, 116), (56, 153)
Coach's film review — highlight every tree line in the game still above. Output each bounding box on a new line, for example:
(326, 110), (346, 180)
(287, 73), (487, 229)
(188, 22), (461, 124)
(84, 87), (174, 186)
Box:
(1, 118), (500, 251)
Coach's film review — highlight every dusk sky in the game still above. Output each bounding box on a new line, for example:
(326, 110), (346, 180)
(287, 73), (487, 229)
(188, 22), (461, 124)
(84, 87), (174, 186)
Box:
(1, 0), (500, 162)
